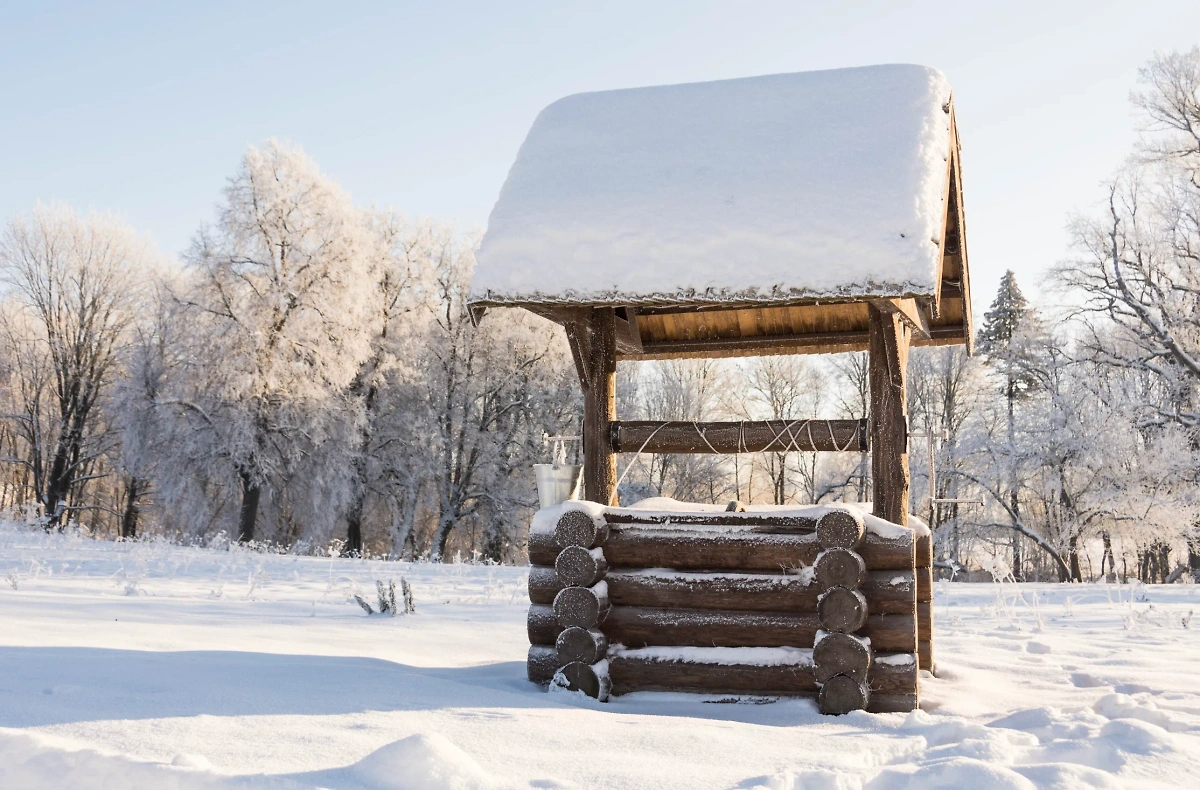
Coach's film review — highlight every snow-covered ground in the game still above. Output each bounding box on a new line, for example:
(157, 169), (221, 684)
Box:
(1, 523), (1198, 790)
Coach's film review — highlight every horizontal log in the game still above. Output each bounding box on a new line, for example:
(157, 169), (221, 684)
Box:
(867, 654), (918, 695)
(528, 644), (561, 684)
(607, 651), (917, 706)
(918, 640), (934, 673)
(870, 692), (919, 713)
(602, 606), (816, 648)
(528, 565), (562, 603)
(917, 567), (932, 602)
(528, 530), (558, 566)
(598, 606), (916, 652)
(528, 604), (564, 645)
(530, 566), (917, 615)
(632, 330), (872, 361)
(551, 650), (907, 708)
(863, 612), (918, 653)
(604, 512), (817, 530)
(602, 526), (915, 572)
(916, 532), (932, 568)
(863, 570), (917, 615)
(918, 599), (934, 672)
(611, 420), (869, 454)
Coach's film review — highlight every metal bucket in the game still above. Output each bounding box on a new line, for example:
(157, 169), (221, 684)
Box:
(534, 463), (583, 509)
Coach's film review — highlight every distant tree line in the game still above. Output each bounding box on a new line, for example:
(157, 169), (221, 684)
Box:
(2, 49), (1199, 579)
(0, 142), (578, 561)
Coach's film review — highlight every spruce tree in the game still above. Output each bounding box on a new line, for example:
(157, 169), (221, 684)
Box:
(978, 270), (1041, 400)
(977, 270), (1040, 579)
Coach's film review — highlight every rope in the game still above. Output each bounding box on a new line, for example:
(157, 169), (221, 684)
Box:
(610, 421), (671, 506)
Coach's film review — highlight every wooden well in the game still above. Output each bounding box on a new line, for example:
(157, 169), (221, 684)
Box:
(468, 65), (973, 714)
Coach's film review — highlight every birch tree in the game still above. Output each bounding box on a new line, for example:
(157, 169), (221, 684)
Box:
(0, 205), (148, 529)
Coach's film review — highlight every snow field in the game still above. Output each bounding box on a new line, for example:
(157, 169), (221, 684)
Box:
(1, 523), (1199, 789)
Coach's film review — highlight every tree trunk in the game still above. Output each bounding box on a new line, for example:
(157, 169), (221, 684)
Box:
(1006, 373), (1022, 581)
(344, 494), (364, 557)
(432, 510), (455, 562)
(1010, 492), (1022, 581)
(1063, 534), (1079, 582)
(237, 469), (261, 543)
(1101, 532), (1115, 580)
(120, 477), (145, 539)
(1188, 523), (1200, 582)
(43, 450), (72, 532)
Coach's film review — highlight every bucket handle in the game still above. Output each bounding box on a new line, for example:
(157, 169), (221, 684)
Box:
(543, 433), (581, 465)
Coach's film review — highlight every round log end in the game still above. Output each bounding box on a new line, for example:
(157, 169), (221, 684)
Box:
(556, 626), (607, 665)
(818, 586), (869, 633)
(815, 547), (867, 591)
(813, 631), (871, 684)
(816, 509), (865, 550)
(553, 661), (608, 699)
(553, 586), (602, 629)
(818, 674), (869, 715)
(555, 545), (604, 587)
(555, 509), (606, 548)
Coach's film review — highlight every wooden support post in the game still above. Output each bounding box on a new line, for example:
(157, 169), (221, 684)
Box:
(868, 303), (911, 526)
(581, 309), (617, 505)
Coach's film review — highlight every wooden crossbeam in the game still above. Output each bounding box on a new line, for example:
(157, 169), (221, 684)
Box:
(610, 419), (869, 454)
(634, 330), (871, 358)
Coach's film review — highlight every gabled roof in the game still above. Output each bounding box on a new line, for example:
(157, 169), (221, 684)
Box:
(469, 64), (973, 359)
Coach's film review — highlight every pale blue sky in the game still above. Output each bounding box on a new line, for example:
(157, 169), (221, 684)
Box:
(3, 1), (1199, 308)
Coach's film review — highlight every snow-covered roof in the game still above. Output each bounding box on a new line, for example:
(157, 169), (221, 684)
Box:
(470, 64), (956, 308)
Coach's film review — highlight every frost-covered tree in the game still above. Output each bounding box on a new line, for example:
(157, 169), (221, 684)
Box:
(0, 204), (150, 529)
(1058, 47), (1200, 577)
(907, 346), (983, 569)
(338, 210), (429, 555)
(976, 271), (1046, 578)
(167, 140), (378, 542)
(419, 235), (577, 561)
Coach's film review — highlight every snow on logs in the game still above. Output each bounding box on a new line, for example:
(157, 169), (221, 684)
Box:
(525, 505), (924, 712)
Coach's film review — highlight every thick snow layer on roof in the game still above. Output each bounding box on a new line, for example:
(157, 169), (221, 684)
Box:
(472, 64), (953, 306)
